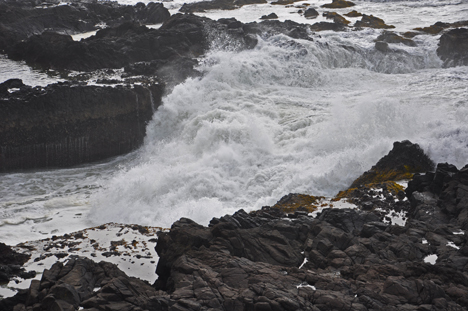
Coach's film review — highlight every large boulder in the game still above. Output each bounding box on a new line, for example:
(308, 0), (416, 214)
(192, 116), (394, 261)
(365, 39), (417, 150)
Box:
(0, 80), (163, 171)
(437, 28), (468, 67)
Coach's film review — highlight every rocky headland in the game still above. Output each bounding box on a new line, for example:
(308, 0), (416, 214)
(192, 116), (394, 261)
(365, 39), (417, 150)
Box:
(1, 141), (468, 310)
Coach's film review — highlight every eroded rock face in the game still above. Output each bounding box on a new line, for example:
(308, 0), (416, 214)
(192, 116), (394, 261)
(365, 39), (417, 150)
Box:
(437, 28), (468, 67)
(0, 80), (163, 171)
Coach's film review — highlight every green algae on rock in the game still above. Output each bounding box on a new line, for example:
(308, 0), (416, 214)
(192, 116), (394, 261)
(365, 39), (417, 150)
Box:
(349, 141), (434, 189)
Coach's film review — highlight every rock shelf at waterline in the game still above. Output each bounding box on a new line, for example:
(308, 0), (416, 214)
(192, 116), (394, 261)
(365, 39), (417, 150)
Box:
(2, 141), (468, 310)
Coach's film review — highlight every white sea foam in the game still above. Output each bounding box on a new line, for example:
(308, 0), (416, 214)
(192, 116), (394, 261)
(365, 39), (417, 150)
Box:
(88, 34), (468, 229)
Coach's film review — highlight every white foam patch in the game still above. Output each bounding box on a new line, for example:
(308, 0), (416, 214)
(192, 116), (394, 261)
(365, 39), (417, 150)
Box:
(297, 282), (316, 290)
(446, 241), (460, 250)
(424, 254), (438, 265)
(299, 257), (308, 269)
(71, 30), (98, 41)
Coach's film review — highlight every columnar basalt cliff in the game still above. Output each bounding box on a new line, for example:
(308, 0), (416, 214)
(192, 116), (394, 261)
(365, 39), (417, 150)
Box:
(0, 79), (163, 171)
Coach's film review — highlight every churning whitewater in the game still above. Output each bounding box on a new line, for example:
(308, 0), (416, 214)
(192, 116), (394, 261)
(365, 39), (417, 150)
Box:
(89, 33), (468, 227)
(1, 0), (468, 245)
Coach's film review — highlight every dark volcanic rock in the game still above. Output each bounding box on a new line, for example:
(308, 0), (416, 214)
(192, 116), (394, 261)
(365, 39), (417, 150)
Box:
(376, 31), (417, 47)
(349, 140), (435, 188)
(260, 13), (278, 20)
(0, 0), (170, 52)
(407, 162), (468, 229)
(0, 80), (163, 171)
(0, 256), (166, 311)
(304, 8), (319, 19)
(180, 0), (267, 13)
(437, 28), (468, 67)
(310, 21), (347, 32)
(355, 14), (395, 29)
(0, 242), (34, 284)
(321, 0), (355, 9)
(7, 14), (259, 73)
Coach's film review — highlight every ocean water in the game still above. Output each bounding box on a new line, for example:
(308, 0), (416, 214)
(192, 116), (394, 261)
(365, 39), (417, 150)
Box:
(1, 0), (468, 245)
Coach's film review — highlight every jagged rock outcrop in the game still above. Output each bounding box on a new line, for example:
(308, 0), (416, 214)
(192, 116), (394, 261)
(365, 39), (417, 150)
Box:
(437, 28), (468, 67)
(0, 242), (35, 284)
(0, 79), (163, 171)
(349, 140), (435, 188)
(0, 256), (167, 311)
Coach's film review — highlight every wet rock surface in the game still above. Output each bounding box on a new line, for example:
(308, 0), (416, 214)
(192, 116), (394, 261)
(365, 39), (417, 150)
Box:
(437, 28), (468, 67)
(3, 142), (468, 310)
(0, 243), (34, 284)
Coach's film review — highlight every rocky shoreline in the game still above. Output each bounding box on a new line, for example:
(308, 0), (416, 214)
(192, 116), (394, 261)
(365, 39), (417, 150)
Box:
(1, 141), (468, 310)
(1, 0), (468, 309)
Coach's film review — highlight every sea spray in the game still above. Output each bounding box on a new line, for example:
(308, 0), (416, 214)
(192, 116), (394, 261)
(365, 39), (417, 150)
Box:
(88, 34), (468, 228)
